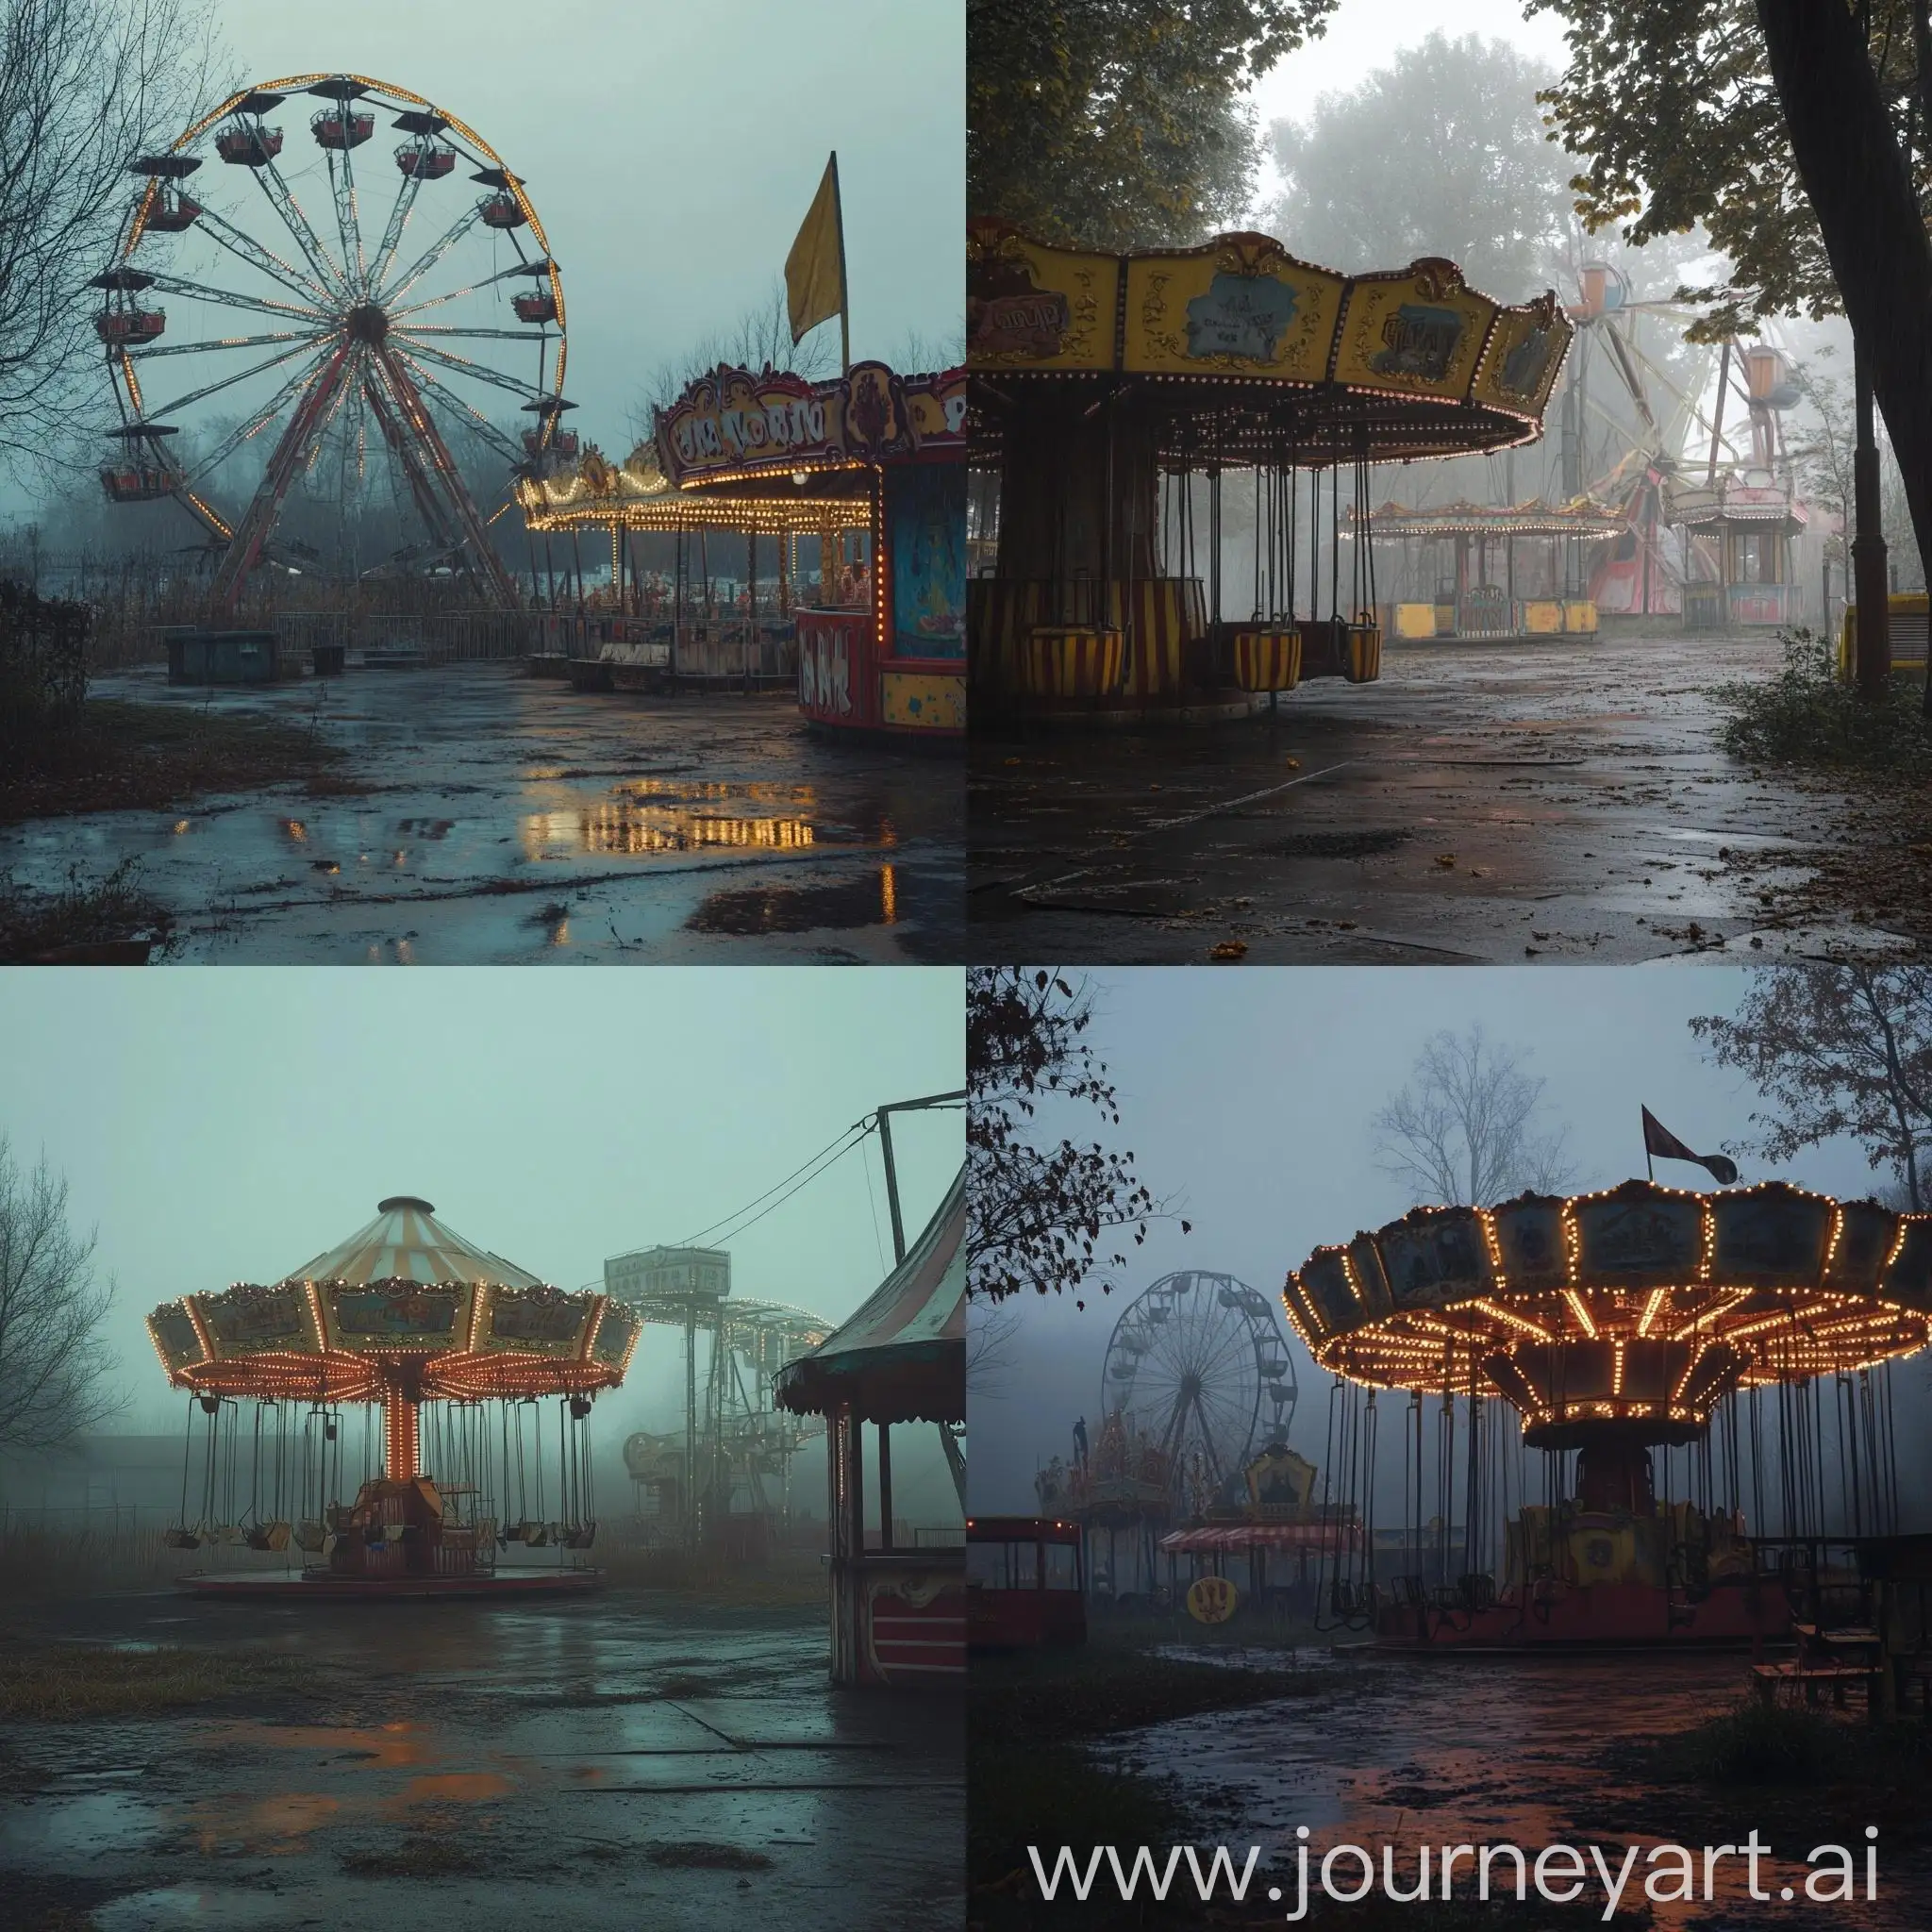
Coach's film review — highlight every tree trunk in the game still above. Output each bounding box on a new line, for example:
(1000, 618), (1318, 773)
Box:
(1756, 0), (1932, 650)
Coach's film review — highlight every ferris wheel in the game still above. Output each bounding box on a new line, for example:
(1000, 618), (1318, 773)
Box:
(1100, 1270), (1296, 1503)
(92, 74), (571, 609)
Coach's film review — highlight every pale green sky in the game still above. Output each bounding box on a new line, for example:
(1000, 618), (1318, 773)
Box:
(0, 966), (962, 1434)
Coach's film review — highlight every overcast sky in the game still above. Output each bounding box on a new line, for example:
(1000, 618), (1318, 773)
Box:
(972, 968), (1912, 1515)
(0, 967), (962, 1440)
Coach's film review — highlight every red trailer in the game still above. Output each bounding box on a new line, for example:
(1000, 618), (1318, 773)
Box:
(967, 1516), (1086, 1649)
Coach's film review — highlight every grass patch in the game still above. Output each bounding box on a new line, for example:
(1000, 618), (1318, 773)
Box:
(974, 1633), (1338, 1747)
(645, 1841), (774, 1871)
(1710, 629), (1932, 776)
(0, 857), (174, 963)
(0, 1641), (312, 1721)
(0, 695), (352, 824)
(1653, 1695), (1932, 1789)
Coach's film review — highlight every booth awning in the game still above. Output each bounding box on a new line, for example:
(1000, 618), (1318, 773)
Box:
(774, 1166), (964, 1425)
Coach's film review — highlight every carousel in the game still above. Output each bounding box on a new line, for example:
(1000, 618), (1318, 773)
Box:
(517, 361), (965, 739)
(967, 219), (1573, 724)
(1358, 496), (1624, 641)
(1283, 1178), (1927, 1648)
(774, 1166), (965, 1687)
(146, 1195), (639, 1597)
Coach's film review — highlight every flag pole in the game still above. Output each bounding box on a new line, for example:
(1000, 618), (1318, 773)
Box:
(1644, 1110), (1654, 1183)
(830, 150), (849, 375)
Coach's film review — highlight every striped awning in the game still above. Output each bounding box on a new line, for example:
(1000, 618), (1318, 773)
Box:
(281, 1196), (542, 1290)
(774, 1166), (964, 1424)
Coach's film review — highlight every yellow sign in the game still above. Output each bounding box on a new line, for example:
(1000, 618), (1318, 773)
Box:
(1124, 236), (1342, 380)
(967, 220), (1119, 373)
(1471, 298), (1570, 417)
(1186, 1574), (1239, 1624)
(1333, 260), (1493, 401)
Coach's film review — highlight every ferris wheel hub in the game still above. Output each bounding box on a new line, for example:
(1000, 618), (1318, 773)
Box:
(345, 303), (388, 346)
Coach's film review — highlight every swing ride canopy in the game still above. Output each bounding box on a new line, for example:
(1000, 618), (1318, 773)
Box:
(1284, 1179), (1932, 1450)
(145, 1195), (641, 1406)
(1353, 495), (1628, 541)
(967, 220), (1574, 465)
(774, 1166), (965, 1425)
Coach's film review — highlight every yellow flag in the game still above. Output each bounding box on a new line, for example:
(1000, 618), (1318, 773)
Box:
(785, 153), (845, 350)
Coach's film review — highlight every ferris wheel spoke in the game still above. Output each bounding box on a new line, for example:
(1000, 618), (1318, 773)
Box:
(181, 349), (340, 489)
(387, 349), (525, 466)
(391, 335), (538, 401)
(143, 273), (321, 324)
(366, 166), (425, 296)
(397, 326), (545, 342)
(125, 329), (319, 359)
(388, 262), (542, 322)
(195, 206), (332, 309)
(381, 203), (485, 309)
(252, 156), (346, 300)
(143, 336), (337, 421)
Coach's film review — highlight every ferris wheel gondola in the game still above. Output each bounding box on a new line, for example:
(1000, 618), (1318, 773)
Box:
(95, 73), (567, 610)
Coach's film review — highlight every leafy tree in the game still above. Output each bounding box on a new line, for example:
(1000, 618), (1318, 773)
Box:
(1690, 965), (1932, 1208)
(966, 0), (1337, 249)
(0, 1138), (121, 1452)
(1530, 0), (1932, 581)
(966, 966), (1183, 1303)
(1266, 33), (1576, 294)
(1372, 1024), (1576, 1206)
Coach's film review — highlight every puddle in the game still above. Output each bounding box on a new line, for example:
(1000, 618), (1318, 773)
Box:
(685, 869), (902, 935)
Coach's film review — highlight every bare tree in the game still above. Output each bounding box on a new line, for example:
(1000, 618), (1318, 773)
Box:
(629, 279), (841, 443)
(0, 0), (225, 471)
(967, 966), (1187, 1304)
(1691, 966), (1932, 1208)
(0, 1139), (122, 1451)
(1372, 1024), (1575, 1206)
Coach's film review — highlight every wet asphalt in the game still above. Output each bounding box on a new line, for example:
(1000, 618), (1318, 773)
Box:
(2, 665), (962, 965)
(0, 1590), (961, 1932)
(1110, 1643), (1931, 1926)
(970, 633), (1922, 965)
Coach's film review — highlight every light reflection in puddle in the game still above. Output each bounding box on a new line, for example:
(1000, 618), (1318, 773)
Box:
(388, 1771), (515, 1807)
(521, 807), (821, 860)
(189, 1791), (341, 1854)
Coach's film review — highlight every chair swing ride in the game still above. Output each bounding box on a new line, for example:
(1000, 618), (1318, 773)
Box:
(146, 1196), (638, 1597)
(1283, 1178), (1928, 1647)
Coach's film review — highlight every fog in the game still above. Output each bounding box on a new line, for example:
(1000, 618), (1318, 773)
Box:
(971, 967), (1928, 1523)
(0, 967), (962, 1465)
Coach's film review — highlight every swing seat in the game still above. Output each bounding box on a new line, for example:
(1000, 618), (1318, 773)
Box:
(163, 1527), (201, 1551)
(521, 1521), (550, 1547)
(210, 1524), (242, 1545)
(1229, 626), (1302, 692)
(1019, 625), (1124, 699)
(246, 1521), (291, 1553)
(561, 1522), (596, 1550)
(293, 1520), (325, 1553)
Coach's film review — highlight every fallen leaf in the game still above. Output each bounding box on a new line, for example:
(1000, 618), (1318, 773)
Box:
(1208, 940), (1248, 962)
